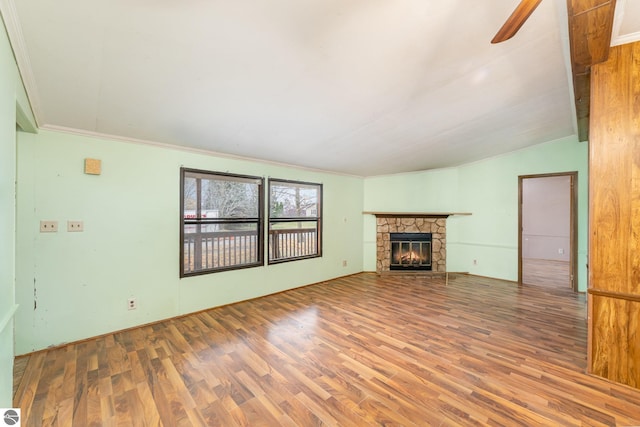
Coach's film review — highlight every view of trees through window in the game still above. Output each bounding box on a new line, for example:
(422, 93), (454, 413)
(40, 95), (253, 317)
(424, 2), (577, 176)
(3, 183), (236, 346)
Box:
(183, 176), (259, 219)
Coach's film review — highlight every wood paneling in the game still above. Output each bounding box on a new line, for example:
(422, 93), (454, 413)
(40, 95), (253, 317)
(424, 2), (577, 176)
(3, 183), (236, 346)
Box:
(567, 0), (616, 141)
(589, 41), (640, 388)
(568, 0), (616, 70)
(591, 294), (640, 387)
(13, 273), (640, 425)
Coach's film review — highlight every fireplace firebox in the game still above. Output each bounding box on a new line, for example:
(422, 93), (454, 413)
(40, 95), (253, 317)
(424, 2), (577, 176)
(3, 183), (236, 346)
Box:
(389, 233), (432, 271)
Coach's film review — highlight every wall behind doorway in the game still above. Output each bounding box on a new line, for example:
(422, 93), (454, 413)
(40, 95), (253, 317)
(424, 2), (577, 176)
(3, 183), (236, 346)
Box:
(522, 175), (571, 262)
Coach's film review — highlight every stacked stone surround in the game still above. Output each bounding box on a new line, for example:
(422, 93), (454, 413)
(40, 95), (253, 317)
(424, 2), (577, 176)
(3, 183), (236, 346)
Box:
(376, 217), (446, 273)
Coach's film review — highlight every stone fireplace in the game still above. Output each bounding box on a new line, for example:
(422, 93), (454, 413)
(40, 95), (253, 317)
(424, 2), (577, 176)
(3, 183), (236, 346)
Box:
(374, 215), (447, 274)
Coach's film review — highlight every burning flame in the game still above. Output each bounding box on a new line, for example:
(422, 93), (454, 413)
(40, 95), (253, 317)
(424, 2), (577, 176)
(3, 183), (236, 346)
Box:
(401, 251), (422, 263)
(394, 250), (427, 265)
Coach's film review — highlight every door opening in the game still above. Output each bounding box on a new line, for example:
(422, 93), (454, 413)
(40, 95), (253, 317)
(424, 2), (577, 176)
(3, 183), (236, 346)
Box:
(518, 173), (578, 291)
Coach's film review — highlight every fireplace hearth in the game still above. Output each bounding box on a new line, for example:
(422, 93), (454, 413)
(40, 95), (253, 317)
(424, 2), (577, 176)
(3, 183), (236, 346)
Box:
(390, 233), (432, 270)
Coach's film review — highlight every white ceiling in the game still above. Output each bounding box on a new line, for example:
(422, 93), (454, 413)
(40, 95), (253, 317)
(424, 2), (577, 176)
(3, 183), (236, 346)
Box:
(3, 0), (640, 176)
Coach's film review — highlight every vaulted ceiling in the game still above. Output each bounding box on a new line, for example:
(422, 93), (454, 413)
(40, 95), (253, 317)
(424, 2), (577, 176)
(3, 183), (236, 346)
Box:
(3, 0), (639, 176)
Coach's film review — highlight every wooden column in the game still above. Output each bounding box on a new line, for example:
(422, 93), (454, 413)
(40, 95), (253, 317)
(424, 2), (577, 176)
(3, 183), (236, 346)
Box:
(588, 41), (640, 388)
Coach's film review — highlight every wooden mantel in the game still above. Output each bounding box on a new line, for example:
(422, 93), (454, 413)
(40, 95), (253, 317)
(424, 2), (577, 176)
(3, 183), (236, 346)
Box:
(363, 212), (471, 218)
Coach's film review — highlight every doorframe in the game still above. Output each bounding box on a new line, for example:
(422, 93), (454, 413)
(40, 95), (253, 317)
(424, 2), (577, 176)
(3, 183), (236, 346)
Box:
(518, 172), (578, 291)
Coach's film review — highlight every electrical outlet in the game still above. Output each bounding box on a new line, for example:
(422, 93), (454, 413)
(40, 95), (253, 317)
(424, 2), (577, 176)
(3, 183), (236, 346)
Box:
(342, 260), (347, 267)
(127, 298), (137, 310)
(67, 221), (84, 232)
(473, 259), (478, 266)
(558, 248), (564, 254)
(40, 221), (58, 232)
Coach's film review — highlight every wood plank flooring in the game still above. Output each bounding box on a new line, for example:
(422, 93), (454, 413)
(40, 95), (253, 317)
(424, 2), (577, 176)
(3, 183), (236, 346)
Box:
(522, 258), (571, 288)
(13, 273), (640, 426)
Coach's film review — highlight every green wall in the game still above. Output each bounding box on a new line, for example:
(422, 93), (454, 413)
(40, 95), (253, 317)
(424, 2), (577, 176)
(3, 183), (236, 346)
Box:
(363, 136), (589, 290)
(1, 11), (36, 406)
(0, 20), (16, 408)
(15, 130), (364, 354)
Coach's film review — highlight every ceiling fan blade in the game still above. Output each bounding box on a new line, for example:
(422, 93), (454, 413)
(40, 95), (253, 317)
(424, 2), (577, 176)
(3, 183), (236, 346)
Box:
(491, 0), (544, 43)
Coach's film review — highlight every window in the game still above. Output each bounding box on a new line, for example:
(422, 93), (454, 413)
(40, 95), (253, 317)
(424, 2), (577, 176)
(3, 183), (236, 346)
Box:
(180, 168), (263, 276)
(268, 179), (322, 263)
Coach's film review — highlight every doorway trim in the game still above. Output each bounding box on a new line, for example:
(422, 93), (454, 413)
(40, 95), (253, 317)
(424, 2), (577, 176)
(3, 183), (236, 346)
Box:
(518, 172), (578, 291)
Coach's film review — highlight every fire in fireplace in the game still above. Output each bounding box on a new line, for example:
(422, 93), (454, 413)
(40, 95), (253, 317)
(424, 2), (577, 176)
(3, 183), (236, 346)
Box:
(390, 233), (432, 271)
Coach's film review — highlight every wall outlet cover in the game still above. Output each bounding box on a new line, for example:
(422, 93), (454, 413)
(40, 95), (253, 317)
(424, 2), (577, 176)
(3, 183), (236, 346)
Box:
(67, 221), (84, 232)
(40, 221), (58, 232)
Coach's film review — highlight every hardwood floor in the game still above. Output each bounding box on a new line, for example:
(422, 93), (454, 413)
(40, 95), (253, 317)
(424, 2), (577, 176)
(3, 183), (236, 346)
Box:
(522, 258), (571, 288)
(13, 273), (640, 426)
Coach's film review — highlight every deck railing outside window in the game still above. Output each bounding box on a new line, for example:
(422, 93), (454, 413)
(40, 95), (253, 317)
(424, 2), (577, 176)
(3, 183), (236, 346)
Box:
(183, 230), (258, 273)
(269, 228), (317, 261)
(183, 228), (317, 273)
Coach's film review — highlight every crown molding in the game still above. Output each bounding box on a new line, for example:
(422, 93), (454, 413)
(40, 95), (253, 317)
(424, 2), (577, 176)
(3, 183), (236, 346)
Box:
(610, 31), (640, 46)
(610, 0), (640, 46)
(40, 124), (362, 178)
(0, 0), (41, 125)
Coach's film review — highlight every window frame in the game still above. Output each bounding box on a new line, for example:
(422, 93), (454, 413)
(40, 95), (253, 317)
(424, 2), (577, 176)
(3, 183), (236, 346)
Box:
(180, 167), (264, 277)
(267, 178), (323, 264)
